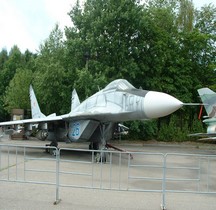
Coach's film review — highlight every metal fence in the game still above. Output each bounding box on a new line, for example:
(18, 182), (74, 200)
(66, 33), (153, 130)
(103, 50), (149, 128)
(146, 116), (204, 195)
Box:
(0, 144), (216, 209)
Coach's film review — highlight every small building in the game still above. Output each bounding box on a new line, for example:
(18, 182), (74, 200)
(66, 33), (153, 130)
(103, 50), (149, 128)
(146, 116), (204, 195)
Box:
(10, 109), (26, 140)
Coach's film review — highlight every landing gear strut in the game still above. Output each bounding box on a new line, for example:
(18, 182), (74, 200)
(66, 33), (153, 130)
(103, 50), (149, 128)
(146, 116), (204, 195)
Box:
(94, 123), (111, 163)
(89, 142), (99, 150)
(45, 140), (58, 155)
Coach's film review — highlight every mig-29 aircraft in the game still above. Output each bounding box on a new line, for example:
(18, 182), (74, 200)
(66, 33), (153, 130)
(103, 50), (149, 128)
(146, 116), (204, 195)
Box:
(0, 79), (183, 157)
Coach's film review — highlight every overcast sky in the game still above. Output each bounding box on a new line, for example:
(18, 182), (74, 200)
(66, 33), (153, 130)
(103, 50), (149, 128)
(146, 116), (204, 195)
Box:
(0, 0), (214, 53)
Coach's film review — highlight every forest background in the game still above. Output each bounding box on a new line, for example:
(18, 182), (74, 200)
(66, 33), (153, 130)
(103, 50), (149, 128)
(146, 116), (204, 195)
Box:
(0, 0), (215, 141)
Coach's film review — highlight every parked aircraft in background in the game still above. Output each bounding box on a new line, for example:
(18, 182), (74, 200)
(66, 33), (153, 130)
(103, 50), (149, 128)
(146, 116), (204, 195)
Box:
(0, 79), (183, 158)
(189, 87), (216, 140)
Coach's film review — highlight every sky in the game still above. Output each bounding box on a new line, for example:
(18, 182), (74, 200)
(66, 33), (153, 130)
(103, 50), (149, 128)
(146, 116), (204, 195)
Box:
(0, 0), (215, 53)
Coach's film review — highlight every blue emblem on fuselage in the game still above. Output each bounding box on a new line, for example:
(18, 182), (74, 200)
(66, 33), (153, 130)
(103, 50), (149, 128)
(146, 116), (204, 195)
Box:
(72, 122), (80, 137)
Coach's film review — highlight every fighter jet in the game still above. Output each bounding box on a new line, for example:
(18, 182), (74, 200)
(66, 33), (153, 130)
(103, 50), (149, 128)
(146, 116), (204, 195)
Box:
(0, 79), (183, 152)
(189, 87), (216, 140)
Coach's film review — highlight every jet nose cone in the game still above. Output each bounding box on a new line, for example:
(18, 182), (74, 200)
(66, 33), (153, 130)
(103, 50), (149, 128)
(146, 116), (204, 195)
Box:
(144, 91), (183, 119)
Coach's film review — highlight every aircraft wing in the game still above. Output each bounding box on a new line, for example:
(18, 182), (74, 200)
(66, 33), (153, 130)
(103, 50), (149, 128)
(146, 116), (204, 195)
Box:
(0, 110), (133, 127)
(189, 133), (216, 141)
(188, 132), (216, 138)
(62, 110), (133, 122)
(0, 116), (63, 126)
(198, 137), (216, 141)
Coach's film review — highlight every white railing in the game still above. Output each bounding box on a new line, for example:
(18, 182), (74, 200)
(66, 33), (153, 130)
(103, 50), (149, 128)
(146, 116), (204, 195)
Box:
(0, 144), (216, 209)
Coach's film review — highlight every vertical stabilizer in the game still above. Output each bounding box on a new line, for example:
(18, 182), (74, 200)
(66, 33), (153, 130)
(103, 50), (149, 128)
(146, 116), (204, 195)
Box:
(71, 89), (80, 111)
(198, 88), (216, 118)
(30, 85), (46, 119)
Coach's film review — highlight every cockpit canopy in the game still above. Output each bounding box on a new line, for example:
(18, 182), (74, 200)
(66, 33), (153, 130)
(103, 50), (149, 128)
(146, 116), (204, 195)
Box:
(103, 79), (135, 91)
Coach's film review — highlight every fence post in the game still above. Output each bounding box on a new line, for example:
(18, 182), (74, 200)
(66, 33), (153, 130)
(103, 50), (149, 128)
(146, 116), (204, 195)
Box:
(54, 147), (61, 205)
(161, 154), (167, 210)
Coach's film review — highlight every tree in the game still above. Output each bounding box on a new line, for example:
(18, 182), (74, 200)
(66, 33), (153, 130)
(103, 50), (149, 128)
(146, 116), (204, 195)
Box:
(177, 0), (195, 32)
(0, 46), (25, 120)
(33, 24), (69, 115)
(0, 47), (37, 119)
(66, 0), (145, 87)
(195, 3), (216, 35)
(0, 49), (8, 71)
(0, 46), (24, 93)
(3, 68), (33, 113)
(177, 3), (216, 101)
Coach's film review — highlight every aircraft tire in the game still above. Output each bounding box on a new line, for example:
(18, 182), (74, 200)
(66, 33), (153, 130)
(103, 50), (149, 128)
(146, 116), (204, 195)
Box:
(89, 142), (99, 150)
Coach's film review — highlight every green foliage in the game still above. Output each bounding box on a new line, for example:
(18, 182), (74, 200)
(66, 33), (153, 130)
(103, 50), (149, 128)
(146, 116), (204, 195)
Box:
(0, 46), (36, 115)
(3, 68), (33, 113)
(66, 0), (145, 82)
(195, 3), (216, 35)
(190, 117), (205, 134)
(158, 115), (189, 142)
(0, 46), (24, 93)
(177, 0), (195, 32)
(0, 49), (8, 70)
(33, 24), (69, 115)
(33, 60), (67, 114)
(127, 120), (158, 140)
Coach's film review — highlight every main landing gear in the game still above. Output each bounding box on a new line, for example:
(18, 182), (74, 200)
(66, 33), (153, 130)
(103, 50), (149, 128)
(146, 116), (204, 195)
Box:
(89, 142), (108, 163)
(89, 123), (133, 163)
(91, 143), (133, 163)
(45, 140), (58, 155)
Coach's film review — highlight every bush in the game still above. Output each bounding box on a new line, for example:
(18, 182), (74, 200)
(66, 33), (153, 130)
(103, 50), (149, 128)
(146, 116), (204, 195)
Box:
(157, 115), (188, 142)
(127, 120), (158, 140)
